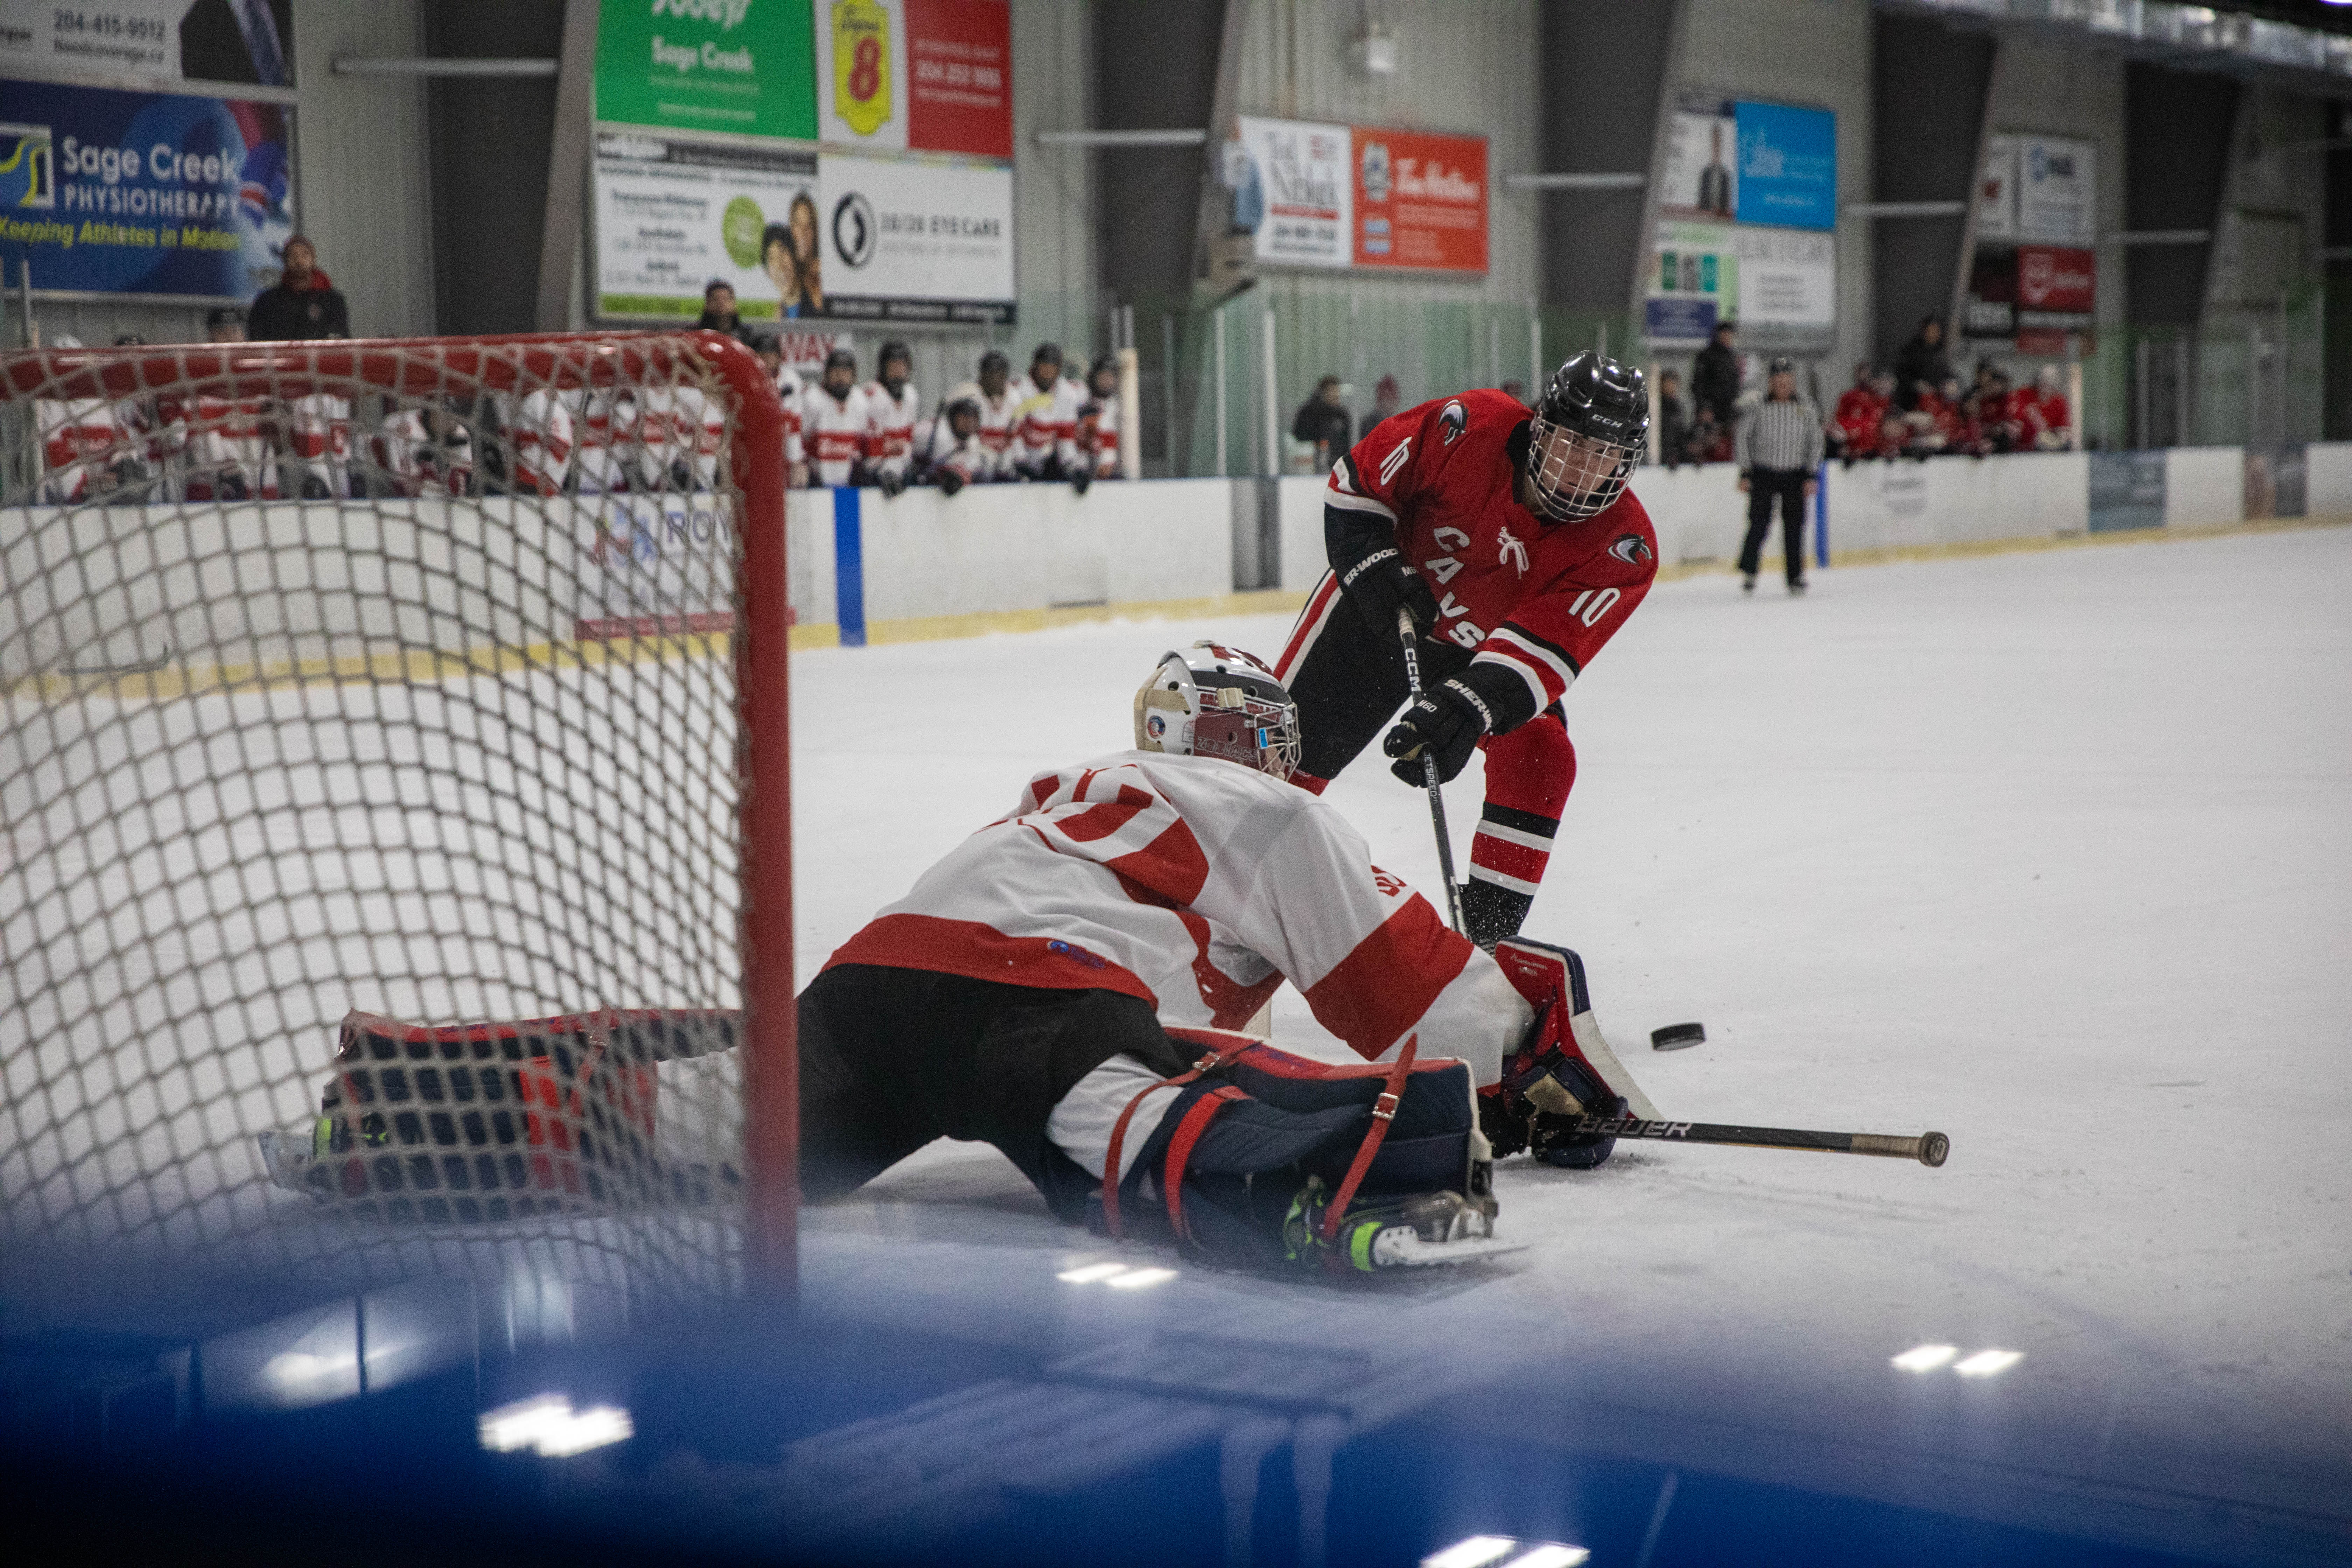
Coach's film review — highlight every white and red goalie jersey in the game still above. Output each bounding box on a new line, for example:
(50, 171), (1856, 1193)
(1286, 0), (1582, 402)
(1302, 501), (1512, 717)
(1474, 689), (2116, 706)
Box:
(860, 378), (920, 482)
(801, 382), (870, 487)
(1012, 373), (1086, 476)
(822, 750), (1532, 1084)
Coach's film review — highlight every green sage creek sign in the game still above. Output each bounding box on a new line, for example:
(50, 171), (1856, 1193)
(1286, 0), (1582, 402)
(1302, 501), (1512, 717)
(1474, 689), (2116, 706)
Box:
(594, 0), (817, 142)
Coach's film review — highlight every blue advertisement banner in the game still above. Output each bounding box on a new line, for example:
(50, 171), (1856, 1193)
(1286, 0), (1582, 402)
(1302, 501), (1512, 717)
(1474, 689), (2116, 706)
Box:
(1734, 101), (1835, 232)
(0, 78), (294, 300)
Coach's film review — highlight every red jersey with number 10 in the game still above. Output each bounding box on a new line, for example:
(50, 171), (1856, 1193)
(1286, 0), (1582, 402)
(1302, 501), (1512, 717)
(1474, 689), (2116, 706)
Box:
(1328, 389), (1659, 718)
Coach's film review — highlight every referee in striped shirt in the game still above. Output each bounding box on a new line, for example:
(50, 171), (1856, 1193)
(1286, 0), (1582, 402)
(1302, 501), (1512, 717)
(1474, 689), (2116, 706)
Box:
(1734, 356), (1825, 595)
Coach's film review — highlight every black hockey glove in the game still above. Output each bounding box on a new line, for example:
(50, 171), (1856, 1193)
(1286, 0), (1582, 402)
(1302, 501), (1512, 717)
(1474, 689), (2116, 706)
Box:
(937, 466), (966, 497)
(875, 466), (904, 498)
(1335, 543), (1438, 634)
(1071, 468), (1092, 497)
(1384, 663), (1534, 786)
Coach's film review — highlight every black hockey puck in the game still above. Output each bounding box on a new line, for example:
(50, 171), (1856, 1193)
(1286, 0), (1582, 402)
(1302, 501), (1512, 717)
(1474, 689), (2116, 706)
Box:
(1651, 1022), (1706, 1051)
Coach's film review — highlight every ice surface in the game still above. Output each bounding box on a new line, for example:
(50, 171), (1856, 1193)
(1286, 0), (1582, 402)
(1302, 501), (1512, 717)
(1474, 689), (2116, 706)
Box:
(790, 527), (2352, 1493)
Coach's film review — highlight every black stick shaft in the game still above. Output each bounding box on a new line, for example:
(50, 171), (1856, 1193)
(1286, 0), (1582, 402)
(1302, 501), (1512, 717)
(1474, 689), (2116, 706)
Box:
(1396, 607), (1465, 935)
(1560, 1114), (1951, 1167)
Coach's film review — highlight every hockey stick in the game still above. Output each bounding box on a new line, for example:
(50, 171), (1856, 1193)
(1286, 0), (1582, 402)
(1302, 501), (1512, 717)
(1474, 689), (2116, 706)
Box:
(1396, 606), (1467, 935)
(1556, 1114), (1950, 1167)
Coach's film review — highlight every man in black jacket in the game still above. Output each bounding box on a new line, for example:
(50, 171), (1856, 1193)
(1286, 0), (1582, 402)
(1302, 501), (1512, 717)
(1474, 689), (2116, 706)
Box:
(247, 235), (350, 341)
(1690, 320), (1741, 426)
(1291, 375), (1353, 468)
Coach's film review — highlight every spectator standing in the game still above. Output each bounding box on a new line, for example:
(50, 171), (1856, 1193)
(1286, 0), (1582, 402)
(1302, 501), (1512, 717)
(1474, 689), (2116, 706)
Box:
(1734, 356), (1822, 596)
(1691, 320), (1741, 426)
(1369, 373), (1403, 426)
(1893, 315), (1951, 411)
(248, 234), (349, 341)
(697, 280), (752, 344)
(1290, 374), (1352, 471)
(1654, 369), (1690, 469)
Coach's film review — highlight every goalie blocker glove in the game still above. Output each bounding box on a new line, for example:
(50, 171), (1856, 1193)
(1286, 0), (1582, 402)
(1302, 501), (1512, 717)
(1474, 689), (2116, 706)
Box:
(1381, 662), (1535, 786)
(1477, 937), (1659, 1171)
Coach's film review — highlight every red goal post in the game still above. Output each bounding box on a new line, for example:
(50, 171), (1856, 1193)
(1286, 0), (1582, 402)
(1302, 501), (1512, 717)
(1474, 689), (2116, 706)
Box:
(0, 331), (798, 1309)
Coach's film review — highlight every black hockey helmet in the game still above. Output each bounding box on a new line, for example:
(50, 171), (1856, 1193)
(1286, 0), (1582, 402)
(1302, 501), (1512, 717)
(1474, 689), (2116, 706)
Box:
(824, 346), (857, 376)
(879, 338), (912, 372)
(945, 394), (981, 429)
(979, 348), (1010, 375)
(1523, 350), (1649, 522)
(1031, 342), (1064, 369)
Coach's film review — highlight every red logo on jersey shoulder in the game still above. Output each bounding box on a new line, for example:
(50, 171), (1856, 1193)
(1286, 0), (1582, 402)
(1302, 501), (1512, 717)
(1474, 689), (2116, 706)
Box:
(1438, 399), (1467, 446)
(1608, 533), (1653, 566)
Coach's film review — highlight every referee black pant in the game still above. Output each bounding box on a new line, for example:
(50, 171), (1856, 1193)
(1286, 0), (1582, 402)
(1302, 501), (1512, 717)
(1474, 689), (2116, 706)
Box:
(1739, 466), (1811, 585)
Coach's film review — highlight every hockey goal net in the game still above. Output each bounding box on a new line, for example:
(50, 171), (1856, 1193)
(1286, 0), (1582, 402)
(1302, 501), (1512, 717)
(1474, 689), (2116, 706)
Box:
(0, 332), (796, 1321)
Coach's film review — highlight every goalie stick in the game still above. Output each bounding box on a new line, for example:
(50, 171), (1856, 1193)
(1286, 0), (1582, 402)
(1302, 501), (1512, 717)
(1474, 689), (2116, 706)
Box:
(1552, 1113), (1949, 1167)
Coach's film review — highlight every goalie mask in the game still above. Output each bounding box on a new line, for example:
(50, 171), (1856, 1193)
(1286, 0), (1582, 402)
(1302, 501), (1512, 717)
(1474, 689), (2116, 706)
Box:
(1522, 350), (1649, 523)
(1134, 643), (1302, 782)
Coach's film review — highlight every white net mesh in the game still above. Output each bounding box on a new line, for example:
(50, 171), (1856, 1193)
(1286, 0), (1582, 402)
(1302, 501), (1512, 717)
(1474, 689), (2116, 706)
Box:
(0, 335), (784, 1329)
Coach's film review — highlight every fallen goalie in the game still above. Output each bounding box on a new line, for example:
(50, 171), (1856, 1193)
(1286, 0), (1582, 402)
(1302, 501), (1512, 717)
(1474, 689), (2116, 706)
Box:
(267, 643), (1660, 1274)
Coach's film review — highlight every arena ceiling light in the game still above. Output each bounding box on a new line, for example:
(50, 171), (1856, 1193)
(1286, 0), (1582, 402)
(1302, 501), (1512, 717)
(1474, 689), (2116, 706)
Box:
(1954, 1349), (2026, 1378)
(1891, 1343), (1959, 1372)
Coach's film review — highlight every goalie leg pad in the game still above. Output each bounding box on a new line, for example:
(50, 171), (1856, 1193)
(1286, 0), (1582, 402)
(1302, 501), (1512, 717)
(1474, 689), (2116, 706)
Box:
(1092, 1043), (1496, 1271)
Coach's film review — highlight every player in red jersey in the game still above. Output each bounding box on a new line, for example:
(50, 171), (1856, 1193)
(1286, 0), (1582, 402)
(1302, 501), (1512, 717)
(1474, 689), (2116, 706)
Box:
(1274, 352), (1657, 950)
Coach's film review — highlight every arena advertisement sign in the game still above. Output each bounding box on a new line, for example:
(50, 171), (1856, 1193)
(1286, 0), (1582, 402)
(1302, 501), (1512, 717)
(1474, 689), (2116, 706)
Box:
(592, 132), (821, 321)
(0, 0), (293, 88)
(1353, 127), (1484, 272)
(593, 0), (817, 142)
(1661, 91), (1836, 231)
(1231, 115), (1488, 274)
(1977, 133), (2096, 245)
(591, 131), (1011, 324)
(811, 0), (1011, 159)
(574, 492), (740, 642)
(0, 77), (293, 300)
(815, 149), (1013, 322)
(1233, 114), (1350, 270)
(1645, 219), (1835, 349)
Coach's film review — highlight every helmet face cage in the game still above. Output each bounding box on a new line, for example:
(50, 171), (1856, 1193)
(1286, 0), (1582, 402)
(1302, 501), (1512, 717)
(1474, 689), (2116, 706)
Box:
(1525, 412), (1638, 522)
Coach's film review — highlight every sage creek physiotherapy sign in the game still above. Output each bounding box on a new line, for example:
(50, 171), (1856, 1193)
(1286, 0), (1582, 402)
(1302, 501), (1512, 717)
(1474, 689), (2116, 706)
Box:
(0, 77), (294, 299)
(592, 132), (1011, 323)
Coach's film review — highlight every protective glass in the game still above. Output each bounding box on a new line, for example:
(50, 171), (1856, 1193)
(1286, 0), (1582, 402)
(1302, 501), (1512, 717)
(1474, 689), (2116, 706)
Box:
(1525, 415), (1638, 522)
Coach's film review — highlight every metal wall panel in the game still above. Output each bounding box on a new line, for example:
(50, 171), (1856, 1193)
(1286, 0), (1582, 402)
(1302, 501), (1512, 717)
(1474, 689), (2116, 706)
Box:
(287, 0), (435, 338)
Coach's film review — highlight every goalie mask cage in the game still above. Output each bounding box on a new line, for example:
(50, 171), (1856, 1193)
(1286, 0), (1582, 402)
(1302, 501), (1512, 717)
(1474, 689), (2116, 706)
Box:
(0, 333), (797, 1330)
